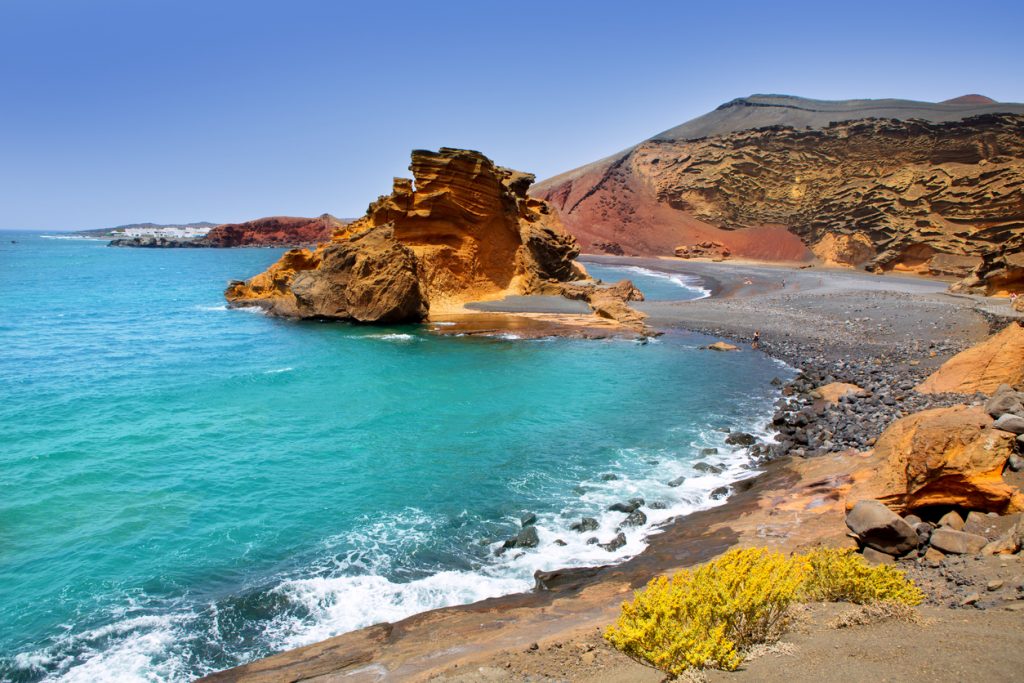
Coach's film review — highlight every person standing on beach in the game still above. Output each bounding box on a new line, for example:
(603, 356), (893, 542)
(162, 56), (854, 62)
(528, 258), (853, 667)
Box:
(752, 330), (761, 350)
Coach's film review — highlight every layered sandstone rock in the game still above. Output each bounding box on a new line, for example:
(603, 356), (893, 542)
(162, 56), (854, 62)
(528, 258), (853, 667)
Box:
(853, 406), (1023, 514)
(226, 149), (585, 322)
(916, 322), (1024, 395)
(533, 95), (1024, 290)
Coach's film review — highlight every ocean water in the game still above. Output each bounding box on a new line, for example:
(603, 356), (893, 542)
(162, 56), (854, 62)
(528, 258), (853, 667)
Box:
(0, 233), (789, 682)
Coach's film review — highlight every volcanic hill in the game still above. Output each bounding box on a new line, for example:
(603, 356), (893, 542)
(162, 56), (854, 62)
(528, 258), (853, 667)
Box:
(532, 94), (1024, 293)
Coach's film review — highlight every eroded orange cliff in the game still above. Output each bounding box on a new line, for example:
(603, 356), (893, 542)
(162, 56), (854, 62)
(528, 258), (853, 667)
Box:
(226, 148), (584, 322)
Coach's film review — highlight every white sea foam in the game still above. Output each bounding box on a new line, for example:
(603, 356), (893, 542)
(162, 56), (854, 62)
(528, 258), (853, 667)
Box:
(598, 265), (711, 299)
(263, 367), (294, 374)
(195, 304), (228, 311)
(367, 333), (418, 342)
(19, 613), (189, 683)
(39, 235), (106, 241)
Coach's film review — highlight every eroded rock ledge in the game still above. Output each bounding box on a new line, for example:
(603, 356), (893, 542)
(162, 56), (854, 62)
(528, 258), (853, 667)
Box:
(225, 148), (591, 323)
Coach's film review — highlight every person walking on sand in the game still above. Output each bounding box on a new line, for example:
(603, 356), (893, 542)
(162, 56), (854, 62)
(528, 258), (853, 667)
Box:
(752, 330), (760, 350)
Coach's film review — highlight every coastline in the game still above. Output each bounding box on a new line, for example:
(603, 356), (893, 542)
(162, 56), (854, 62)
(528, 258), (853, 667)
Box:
(201, 257), (1019, 682)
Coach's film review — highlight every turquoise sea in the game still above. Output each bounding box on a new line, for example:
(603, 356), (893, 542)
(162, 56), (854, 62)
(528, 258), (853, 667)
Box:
(0, 233), (788, 682)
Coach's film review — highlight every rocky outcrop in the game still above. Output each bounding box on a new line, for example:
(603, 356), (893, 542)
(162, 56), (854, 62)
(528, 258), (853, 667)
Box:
(916, 322), (1024, 395)
(202, 215), (342, 247)
(110, 216), (342, 248)
(854, 405), (1023, 515)
(533, 95), (1024, 290)
(227, 149), (585, 322)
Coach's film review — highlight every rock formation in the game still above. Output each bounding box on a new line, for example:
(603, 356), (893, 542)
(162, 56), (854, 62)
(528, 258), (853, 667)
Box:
(226, 148), (586, 323)
(853, 405), (1023, 515)
(202, 215), (341, 247)
(916, 322), (1024, 395)
(110, 215), (342, 248)
(532, 95), (1024, 292)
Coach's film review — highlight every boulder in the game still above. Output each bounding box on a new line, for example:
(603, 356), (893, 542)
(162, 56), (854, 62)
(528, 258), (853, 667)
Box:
(985, 385), (1024, 418)
(620, 509), (647, 528)
(667, 476), (686, 487)
(608, 498), (644, 513)
(930, 528), (988, 555)
(993, 414), (1024, 435)
(520, 513), (537, 528)
(916, 323), (1024, 395)
(707, 341), (739, 352)
(569, 517), (599, 533)
(598, 532), (627, 552)
(862, 406), (1023, 514)
(725, 432), (756, 446)
(514, 526), (539, 549)
(963, 511), (1020, 541)
(861, 547), (896, 565)
(818, 382), (863, 405)
(982, 517), (1024, 555)
(846, 500), (920, 556)
(710, 486), (730, 500)
(938, 510), (965, 530)
(693, 462), (724, 474)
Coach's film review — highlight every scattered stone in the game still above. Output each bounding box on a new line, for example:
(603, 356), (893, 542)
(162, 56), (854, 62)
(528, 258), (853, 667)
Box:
(710, 486), (730, 500)
(570, 517), (599, 533)
(693, 462), (724, 474)
(648, 501), (669, 509)
(725, 432), (756, 446)
(608, 499), (644, 513)
(993, 413), (1024, 434)
(923, 547), (946, 566)
(599, 532), (627, 552)
(964, 511), (1020, 541)
(846, 499), (919, 556)
(1009, 454), (1024, 472)
(988, 580), (1005, 591)
(961, 593), (982, 607)
(601, 473), (619, 481)
(667, 476), (686, 487)
(701, 447), (720, 455)
(930, 528), (988, 555)
(938, 511), (966, 531)
(553, 539), (567, 547)
(514, 526), (539, 549)
(903, 514), (923, 526)
(862, 547), (896, 565)
(585, 537), (598, 545)
(620, 509), (647, 528)
(520, 512), (537, 528)
(985, 385), (1024, 418)
(707, 341), (739, 352)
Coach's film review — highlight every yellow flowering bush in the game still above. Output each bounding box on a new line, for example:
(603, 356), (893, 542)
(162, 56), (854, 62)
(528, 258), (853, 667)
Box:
(604, 548), (805, 676)
(799, 547), (923, 605)
(605, 546), (923, 677)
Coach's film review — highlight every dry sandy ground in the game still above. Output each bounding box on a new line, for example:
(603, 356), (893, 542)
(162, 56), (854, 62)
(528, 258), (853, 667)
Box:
(432, 599), (1024, 683)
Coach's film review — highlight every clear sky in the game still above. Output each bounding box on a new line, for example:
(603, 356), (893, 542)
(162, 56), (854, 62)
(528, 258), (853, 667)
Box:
(2, 0), (1021, 230)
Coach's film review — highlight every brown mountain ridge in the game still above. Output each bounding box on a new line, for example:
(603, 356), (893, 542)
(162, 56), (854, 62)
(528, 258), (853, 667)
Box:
(532, 94), (1024, 294)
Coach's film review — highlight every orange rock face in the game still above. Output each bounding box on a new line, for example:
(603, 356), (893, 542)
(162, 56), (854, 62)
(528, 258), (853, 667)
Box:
(226, 149), (583, 322)
(856, 406), (1023, 514)
(916, 322), (1024, 395)
(532, 95), (1024, 283)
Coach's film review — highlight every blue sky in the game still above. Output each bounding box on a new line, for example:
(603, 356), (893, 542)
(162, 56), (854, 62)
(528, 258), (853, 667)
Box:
(1, 0), (1021, 230)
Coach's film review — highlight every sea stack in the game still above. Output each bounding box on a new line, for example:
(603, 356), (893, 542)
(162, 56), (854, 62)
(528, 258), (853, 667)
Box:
(225, 148), (585, 322)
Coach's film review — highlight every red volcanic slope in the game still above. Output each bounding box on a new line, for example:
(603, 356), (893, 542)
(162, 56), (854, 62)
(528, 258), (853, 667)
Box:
(532, 94), (1024, 260)
(202, 214), (343, 247)
(942, 94), (997, 104)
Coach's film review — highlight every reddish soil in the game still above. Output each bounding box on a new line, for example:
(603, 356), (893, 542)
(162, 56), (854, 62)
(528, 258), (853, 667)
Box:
(203, 214), (341, 247)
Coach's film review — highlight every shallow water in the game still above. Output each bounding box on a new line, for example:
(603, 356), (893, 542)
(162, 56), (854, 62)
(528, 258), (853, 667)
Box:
(0, 233), (789, 681)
